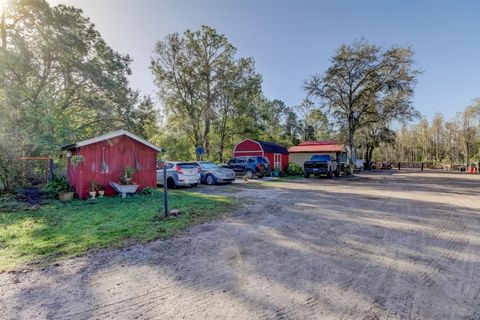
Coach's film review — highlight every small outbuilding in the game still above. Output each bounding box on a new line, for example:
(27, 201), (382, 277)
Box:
(62, 130), (162, 199)
(288, 141), (347, 167)
(233, 139), (289, 171)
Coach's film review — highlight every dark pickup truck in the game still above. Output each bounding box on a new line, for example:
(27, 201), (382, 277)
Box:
(303, 155), (340, 178)
(222, 156), (271, 179)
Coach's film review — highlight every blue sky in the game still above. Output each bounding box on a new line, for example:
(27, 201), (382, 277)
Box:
(47, 0), (480, 120)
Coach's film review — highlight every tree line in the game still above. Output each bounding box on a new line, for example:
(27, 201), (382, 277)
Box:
(4, 0), (476, 190)
(381, 102), (480, 168)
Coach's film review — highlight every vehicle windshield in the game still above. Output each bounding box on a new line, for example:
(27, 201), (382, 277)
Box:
(311, 155), (332, 161)
(177, 163), (198, 169)
(200, 162), (218, 169)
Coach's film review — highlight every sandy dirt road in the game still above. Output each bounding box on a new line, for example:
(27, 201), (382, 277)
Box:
(1, 171), (480, 319)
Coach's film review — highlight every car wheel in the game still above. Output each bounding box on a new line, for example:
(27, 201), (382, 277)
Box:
(304, 173), (310, 179)
(334, 170), (340, 177)
(206, 174), (215, 185)
(327, 171), (333, 178)
(167, 178), (176, 189)
(191, 183), (198, 187)
(246, 170), (254, 179)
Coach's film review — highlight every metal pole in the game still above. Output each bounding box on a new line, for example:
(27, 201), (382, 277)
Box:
(163, 165), (168, 217)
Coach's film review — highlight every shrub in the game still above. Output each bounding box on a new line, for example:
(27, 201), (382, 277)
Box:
(42, 174), (74, 196)
(0, 143), (24, 193)
(140, 187), (155, 195)
(286, 162), (303, 176)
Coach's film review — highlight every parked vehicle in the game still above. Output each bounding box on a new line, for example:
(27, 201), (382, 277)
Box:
(222, 156), (271, 179)
(190, 161), (236, 185)
(371, 161), (392, 170)
(303, 155), (340, 178)
(354, 159), (365, 171)
(156, 162), (200, 188)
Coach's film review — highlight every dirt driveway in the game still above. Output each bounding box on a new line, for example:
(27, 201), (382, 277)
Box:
(1, 171), (480, 319)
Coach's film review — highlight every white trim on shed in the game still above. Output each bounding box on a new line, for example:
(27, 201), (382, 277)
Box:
(63, 129), (163, 152)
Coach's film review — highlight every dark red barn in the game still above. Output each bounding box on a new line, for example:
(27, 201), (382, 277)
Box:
(233, 139), (289, 171)
(63, 130), (162, 199)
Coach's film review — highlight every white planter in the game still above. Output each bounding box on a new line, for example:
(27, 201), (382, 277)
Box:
(98, 190), (105, 197)
(89, 191), (97, 199)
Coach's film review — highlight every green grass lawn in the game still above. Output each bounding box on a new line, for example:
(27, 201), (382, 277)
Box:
(0, 190), (235, 271)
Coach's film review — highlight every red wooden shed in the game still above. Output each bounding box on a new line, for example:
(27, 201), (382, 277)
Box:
(233, 139), (289, 171)
(62, 130), (162, 199)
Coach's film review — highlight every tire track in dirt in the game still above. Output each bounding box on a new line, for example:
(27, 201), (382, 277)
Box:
(449, 193), (480, 319)
(388, 180), (472, 319)
(334, 183), (406, 320)
(55, 269), (234, 319)
(416, 193), (468, 292)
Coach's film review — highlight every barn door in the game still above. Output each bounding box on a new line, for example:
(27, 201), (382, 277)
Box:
(274, 153), (282, 170)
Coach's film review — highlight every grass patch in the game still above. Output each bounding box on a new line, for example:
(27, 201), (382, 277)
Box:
(0, 190), (235, 271)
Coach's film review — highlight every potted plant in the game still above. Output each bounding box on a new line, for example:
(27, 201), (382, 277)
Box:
(70, 154), (85, 168)
(43, 175), (75, 201)
(98, 184), (105, 197)
(89, 179), (97, 199)
(120, 166), (135, 185)
(110, 167), (139, 198)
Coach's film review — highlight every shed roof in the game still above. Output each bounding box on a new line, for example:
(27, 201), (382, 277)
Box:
(288, 141), (345, 153)
(254, 140), (288, 154)
(62, 129), (163, 152)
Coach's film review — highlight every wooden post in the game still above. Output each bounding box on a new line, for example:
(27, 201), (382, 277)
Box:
(48, 158), (54, 180)
(44, 159), (48, 183)
(163, 165), (169, 218)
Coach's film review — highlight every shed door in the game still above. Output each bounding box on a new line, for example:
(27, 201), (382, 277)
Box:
(274, 153), (282, 169)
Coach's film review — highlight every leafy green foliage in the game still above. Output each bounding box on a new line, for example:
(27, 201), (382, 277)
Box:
(388, 99), (480, 166)
(286, 162), (304, 176)
(304, 39), (419, 155)
(139, 187), (155, 195)
(119, 166), (136, 185)
(0, 0), (158, 160)
(42, 175), (73, 196)
(0, 190), (235, 271)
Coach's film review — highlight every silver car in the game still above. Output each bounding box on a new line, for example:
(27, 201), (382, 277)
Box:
(156, 162), (201, 188)
(190, 161), (236, 185)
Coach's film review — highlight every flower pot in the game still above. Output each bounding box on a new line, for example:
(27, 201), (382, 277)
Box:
(98, 190), (105, 197)
(58, 191), (74, 202)
(89, 191), (97, 199)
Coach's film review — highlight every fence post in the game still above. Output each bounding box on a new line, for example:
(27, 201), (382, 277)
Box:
(421, 162), (424, 171)
(48, 158), (54, 180)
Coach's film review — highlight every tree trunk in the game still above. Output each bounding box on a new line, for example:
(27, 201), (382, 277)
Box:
(1, 8), (6, 50)
(348, 123), (355, 162)
(217, 108), (229, 163)
(365, 146), (371, 170)
(368, 147), (374, 169)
